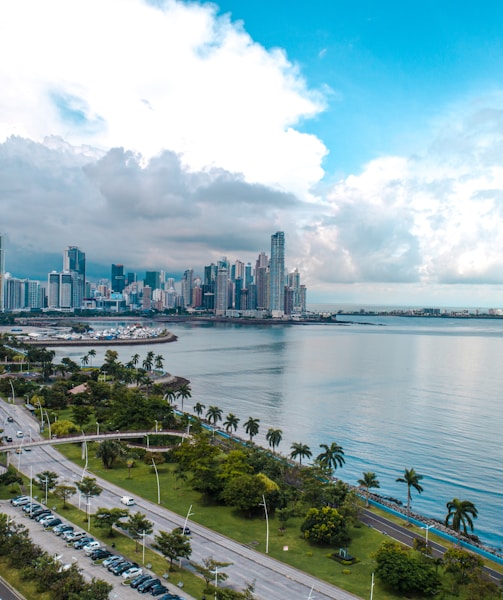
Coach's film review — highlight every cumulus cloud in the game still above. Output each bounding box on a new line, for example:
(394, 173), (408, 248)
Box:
(0, 0), (327, 198)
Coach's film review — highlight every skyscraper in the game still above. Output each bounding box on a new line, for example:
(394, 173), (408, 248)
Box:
(0, 234), (4, 312)
(63, 246), (86, 308)
(111, 264), (125, 293)
(269, 231), (285, 315)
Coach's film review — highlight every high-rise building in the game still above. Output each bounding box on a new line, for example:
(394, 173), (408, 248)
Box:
(269, 231), (285, 315)
(0, 234), (5, 312)
(215, 266), (229, 316)
(63, 246), (86, 308)
(181, 268), (194, 307)
(111, 264), (125, 293)
(144, 271), (160, 291)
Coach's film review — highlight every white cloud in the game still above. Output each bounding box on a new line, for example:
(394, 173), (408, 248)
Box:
(0, 0), (327, 197)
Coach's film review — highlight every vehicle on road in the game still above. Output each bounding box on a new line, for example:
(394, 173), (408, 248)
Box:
(173, 526), (191, 536)
(11, 495), (30, 506)
(7, 416), (13, 422)
(120, 496), (135, 506)
(5, 436), (12, 442)
(16, 430), (23, 438)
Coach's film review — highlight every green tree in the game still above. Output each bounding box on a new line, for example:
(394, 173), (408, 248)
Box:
(93, 507), (129, 537)
(243, 417), (260, 441)
(190, 556), (232, 589)
(316, 442), (345, 474)
(81, 354), (89, 367)
(54, 484), (77, 508)
(290, 442), (312, 465)
(301, 506), (349, 546)
(357, 471), (380, 507)
(220, 473), (268, 516)
(396, 468), (424, 518)
(75, 477), (103, 515)
(176, 383), (192, 412)
(266, 428), (282, 453)
(154, 354), (164, 371)
(87, 348), (96, 367)
(206, 405), (223, 426)
(193, 402), (205, 417)
(143, 351), (155, 371)
(35, 470), (59, 494)
(445, 498), (478, 543)
(152, 530), (192, 570)
(96, 438), (127, 469)
(71, 405), (92, 429)
(123, 511), (154, 552)
(130, 353), (140, 367)
(223, 413), (240, 437)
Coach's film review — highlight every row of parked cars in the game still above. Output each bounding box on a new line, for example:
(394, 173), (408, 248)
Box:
(10, 495), (185, 599)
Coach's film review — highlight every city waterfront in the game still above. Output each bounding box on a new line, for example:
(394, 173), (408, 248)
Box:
(53, 314), (503, 551)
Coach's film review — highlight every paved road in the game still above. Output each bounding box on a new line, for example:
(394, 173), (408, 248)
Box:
(1, 400), (362, 600)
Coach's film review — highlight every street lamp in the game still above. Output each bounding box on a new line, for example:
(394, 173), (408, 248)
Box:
(43, 409), (51, 439)
(421, 523), (435, 546)
(154, 419), (158, 433)
(44, 475), (49, 505)
(151, 458), (160, 504)
(96, 421), (100, 435)
(211, 567), (219, 600)
(87, 499), (91, 530)
(36, 399), (44, 433)
(259, 494), (269, 554)
(140, 530), (147, 565)
(9, 379), (15, 403)
(370, 572), (374, 600)
(183, 504), (194, 534)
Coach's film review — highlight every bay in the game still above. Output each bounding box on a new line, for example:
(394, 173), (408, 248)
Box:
(55, 315), (503, 551)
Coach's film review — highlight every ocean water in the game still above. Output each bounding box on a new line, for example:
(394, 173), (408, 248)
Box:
(55, 315), (503, 550)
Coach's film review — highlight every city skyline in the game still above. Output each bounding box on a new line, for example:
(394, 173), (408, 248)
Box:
(2, 1), (503, 307)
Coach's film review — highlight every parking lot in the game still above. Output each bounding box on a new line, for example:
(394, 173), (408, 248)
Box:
(1, 500), (193, 600)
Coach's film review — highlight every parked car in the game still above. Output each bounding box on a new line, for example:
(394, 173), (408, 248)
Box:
(122, 566), (143, 579)
(31, 508), (51, 519)
(149, 584), (169, 596)
(43, 517), (62, 528)
(120, 496), (135, 506)
(130, 573), (152, 589)
(137, 578), (161, 593)
(23, 503), (42, 513)
(37, 514), (55, 525)
(11, 495), (30, 507)
(89, 549), (112, 561)
(74, 537), (94, 549)
(63, 531), (87, 542)
(102, 555), (122, 568)
(83, 541), (101, 554)
(112, 561), (137, 576)
(53, 524), (74, 536)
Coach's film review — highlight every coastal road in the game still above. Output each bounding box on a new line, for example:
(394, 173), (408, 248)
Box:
(1, 399), (362, 600)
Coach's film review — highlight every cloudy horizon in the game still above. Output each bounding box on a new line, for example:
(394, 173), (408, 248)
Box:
(3, 0), (503, 308)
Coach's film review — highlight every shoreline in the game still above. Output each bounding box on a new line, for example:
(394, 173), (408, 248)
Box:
(23, 331), (177, 347)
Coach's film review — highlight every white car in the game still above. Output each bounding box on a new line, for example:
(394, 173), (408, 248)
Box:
(11, 495), (30, 507)
(64, 531), (86, 542)
(120, 496), (135, 506)
(122, 566), (143, 579)
(83, 541), (101, 554)
(16, 430), (24, 438)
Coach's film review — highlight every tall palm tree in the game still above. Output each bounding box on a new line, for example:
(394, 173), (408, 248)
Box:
(81, 354), (89, 367)
(176, 383), (192, 413)
(87, 348), (96, 367)
(266, 428), (283, 453)
(316, 442), (345, 474)
(206, 405), (223, 426)
(445, 498), (478, 543)
(223, 413), (240, 437)
(290, 442), (312, 465)
(154, 354), (164, 371)
(357, 471), (380, 507)
(143, 351), (155, 371)
(244, 417), (260, 442)
(396, 467), (424, 518)
(131, 353), (140, 367)
(193, 402), (205, 418)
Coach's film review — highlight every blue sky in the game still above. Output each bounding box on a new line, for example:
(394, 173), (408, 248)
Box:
(2, 0), (503, 307)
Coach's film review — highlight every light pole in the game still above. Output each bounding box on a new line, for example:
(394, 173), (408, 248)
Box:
(87, 499), (91, 530)
(43, 409), (51, 439)
(154, 420), (158, 433)
(44, 476), (48, 505)
(96, 421), (100, 435)
(370, 572), (374, 600)
(183, 504), (194, 534)
(211, 566), (219, 600)
(259, 494), (269, 554)
(81, 428), (88, 481)
(151, 458), (160, 504)
(36, 399), (44, 433)
(9, 379), (15, 403)
(141, 530), (146, 565)
(421, 523), (435, 546)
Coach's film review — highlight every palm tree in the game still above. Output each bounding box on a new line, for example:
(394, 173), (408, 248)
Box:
(223, 413), (240, 437)
(244, 417), (260, 442)
(193, 402), (205, 418)
(357, 471), (380, 507)
(316, 442), (345, 473)
(445, 498), (478, 543)
(266, 428), (283, 453)
(81, 354), (89, 367)
(143, 351), (155, 372)
(176, 383), (192, 412)
(396, 467), (424, 518)
(154, 354), (164, 371)
(163, 388), (177, 405)
(290, 442), (312, 465)
(87, 348), (96, 367)
(206, 405), (223, 426)
(131, 353), (140, 367)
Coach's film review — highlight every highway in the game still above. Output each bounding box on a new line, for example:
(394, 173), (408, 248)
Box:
(1, 399), (362, 600)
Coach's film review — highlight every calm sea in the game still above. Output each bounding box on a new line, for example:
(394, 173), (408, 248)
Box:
(55, 315), (503, 550)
